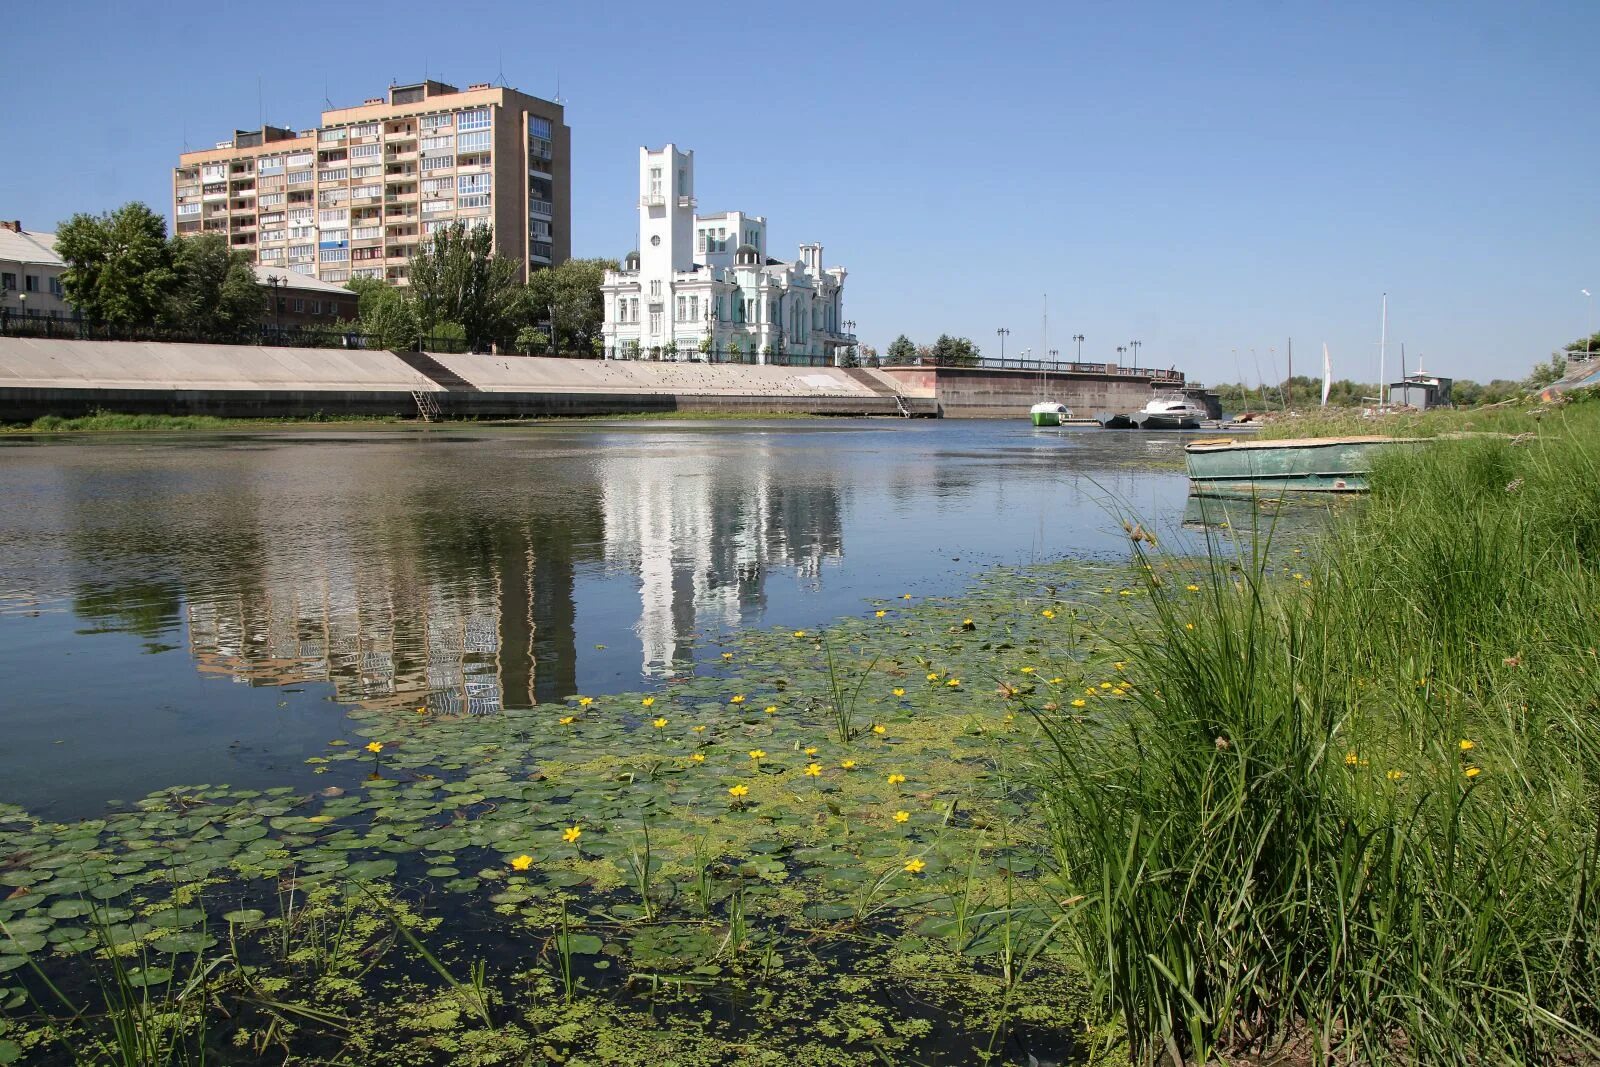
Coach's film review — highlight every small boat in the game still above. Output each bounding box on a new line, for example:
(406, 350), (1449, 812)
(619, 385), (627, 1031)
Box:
(1133, 392), (1207, 430)
(1030, 401), (1072, 427)
(1185, 435), (1425, 496)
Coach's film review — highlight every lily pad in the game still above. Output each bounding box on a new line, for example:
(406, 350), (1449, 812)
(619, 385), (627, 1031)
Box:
(222, 910), (265, 926)
(151, 932), (217, 954)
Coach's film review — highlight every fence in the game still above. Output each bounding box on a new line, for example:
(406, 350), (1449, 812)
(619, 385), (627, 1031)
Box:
(883, 354), (1185, 384)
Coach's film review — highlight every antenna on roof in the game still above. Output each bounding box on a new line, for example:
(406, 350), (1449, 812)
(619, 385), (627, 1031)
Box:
(553, 67), (565, 107)
(496, 49), (508, 87)
(324, 78), (333, 111)
(257, 74), (264, 128)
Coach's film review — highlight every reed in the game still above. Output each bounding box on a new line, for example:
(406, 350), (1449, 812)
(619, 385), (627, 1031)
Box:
(1032, 402), (1600, 1064)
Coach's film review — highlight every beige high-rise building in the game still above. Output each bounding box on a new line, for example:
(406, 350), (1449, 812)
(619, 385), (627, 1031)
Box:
(172, 80), (570, 286)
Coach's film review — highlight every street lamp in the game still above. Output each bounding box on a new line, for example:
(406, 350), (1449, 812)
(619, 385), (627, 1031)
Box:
(996, 326), (1009, 363)
(1072, 334), (1084, 362)
(1116, 345), (1126, 364)
(1584, 290), (1594, 360)
(1128, 339), (1142, 365)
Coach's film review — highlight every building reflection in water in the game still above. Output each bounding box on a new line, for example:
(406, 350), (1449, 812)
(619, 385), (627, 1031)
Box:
(71, 439), (847, 714)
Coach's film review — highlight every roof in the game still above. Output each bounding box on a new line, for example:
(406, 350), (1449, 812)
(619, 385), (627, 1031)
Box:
(251, 265), (354, 296)
(0, 227), (63, 267)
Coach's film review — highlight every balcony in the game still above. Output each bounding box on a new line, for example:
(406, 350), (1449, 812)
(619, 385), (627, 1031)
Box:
(529, 198), (553, 217)
(639, 194), (665, 208)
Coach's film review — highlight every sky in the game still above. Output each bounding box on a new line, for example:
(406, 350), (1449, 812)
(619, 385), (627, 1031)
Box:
(6, 0), (1597, 386)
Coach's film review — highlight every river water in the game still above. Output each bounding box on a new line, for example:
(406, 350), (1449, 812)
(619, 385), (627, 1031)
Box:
(0, 420), (1196, 819)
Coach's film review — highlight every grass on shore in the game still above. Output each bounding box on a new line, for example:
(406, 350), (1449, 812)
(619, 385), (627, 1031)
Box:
(3, 412), (410, 434)
(1034, 400), (1600, 1063)
(1255, 386), (1597, 440)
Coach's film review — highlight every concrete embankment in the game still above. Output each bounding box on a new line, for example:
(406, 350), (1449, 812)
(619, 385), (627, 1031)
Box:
(0, 339), (935, 420)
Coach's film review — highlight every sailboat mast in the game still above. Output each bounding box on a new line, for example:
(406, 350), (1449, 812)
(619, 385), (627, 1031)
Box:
(1286, 338), (1293, 409)
(1379, 293), (1388, 408)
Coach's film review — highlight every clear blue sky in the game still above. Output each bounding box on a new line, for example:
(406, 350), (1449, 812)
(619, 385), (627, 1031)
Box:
(6, 0), (1597, 385)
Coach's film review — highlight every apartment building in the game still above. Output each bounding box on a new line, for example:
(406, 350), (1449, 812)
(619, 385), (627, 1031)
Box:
(172, 80), (570, 287)
(0, 220), (71, 320)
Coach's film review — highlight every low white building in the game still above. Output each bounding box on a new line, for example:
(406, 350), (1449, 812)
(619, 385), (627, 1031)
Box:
(600, 145), (853, 364)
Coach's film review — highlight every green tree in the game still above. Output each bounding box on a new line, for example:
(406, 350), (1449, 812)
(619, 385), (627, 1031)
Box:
(930, 334), (981, 366)
(523, 257), (619, 357)
(165, 233), (263, 339)
(1563, 332), (1600, 358)
(516, 325), (550, 355)
(55, 202), (176, 327)
(1526, 353), (1568, 389)
(406, 222), (521, 352)
(348, 278), (420, 351)
(885, 335), (916, 365)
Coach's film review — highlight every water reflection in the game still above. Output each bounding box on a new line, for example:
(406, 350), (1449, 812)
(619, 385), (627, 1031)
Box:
(0, 423), (1194, 815)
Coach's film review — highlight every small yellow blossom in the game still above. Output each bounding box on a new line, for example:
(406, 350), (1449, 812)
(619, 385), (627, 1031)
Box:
(690, 753), (705, 762)
(1019, 666), (1036, 675)
(1071, 699), (1087, 708)
(1293, 573), (1304, 581)
(1100, 682), (1112, 689)
(805, 746), (819, 756)
(901, 593), (912, 599)
(764, 705), (778, 715)
(892, 687), (906, 697)
(962, 618), (974, 626)
(510, 854), (533, 871)
(728, 784), (750, 797)
(1119, 590), (1132, 597)
(1050, 677), (1063, 684)
(559, 716), (576, 726)
(946, 678), (961, 687)
(1459, 739), (1475, 752)
(641, 696), (655, 707)
(887, 773), (906, 785)
(562, 826), (582, 843)
(1111, 688), (1125, 696)
(1113, 662), (1126, 671)
(748, 749), (766, 760)
(729, 694), (746, 704)
(1185, 623), (1195, 630)
(841, 759), (856, 770)
(653, 717), (669, 729)
(1345, 752), (1359, 766)
(1464, 766), (1482, 778)
(793, 630), (807, 638)
(365, 741), (384, 754)
(1386, 769), (1405, 781)
(577, 696), (593, 707)
(872, 724), (887, 735)
(926, 672), (940, 681)
(893, 810), (910, 823)
(692, 724), (706, 733)
(416, 707), (427, 714)
(805, 763), (823, 777)
(875, 610), (887, 618)
(904, 858), (926, 873)
(1186, 584), (1200, 592)
(1041, 609), (1056, 619)
(721, 652), (734, 660)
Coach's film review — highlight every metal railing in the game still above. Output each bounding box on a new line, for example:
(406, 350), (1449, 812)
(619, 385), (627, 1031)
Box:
(882, 355), (1185, 383)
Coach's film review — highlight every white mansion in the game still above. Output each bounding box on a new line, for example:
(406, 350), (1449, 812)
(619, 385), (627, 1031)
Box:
(600, 145), (852, 364)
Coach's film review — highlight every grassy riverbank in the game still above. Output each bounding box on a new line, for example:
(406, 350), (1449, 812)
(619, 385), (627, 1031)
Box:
(1255, 386), (1596, 440)
(1036, 399), (1600, 1062)
(1, 412), (411, 434)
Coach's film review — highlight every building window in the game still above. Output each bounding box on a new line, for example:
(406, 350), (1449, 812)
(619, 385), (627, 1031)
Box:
(689, 295), (698, 321)
(649, 311), (661, 335)
(456, 108), (491, 132)
(528, 116), (552, 139)
(310, 301), (321, 315)
(649, 167), (661, 198)
(457, 174), (491, 196)
(676, 296), (685, 321)
(349, 143), (382, 159)
(420, 154), (455, 172)
(697, 232), (706, 254)
(293, 299), (304, 312)
(49, 277), (63, 297)
(649, 280), (661, 297)
(1, 273), (15, 290)
(457, 129), (491, 152)
(24, 275), (39, 292)
(421, 134), (454, 152)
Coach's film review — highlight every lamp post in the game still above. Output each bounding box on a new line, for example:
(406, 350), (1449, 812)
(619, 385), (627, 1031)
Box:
(1072, 334), (1084, 362)
(996, 326), (1009, 364)
(1128, 339), (1142, 366)
(1585, 289), (1594, 360)
(1116, 345), (1126, 365)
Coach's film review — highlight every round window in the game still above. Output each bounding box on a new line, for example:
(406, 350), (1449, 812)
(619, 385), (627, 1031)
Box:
(650, 235), (661, 246)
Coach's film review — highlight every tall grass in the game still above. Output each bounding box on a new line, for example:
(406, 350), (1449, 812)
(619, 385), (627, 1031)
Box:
(1256, 387), (1597, 441)
(1034, 402), (1600, 1063)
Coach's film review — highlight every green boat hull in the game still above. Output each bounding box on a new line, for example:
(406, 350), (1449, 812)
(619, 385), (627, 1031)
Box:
(1031, 411), (1063, 427)
(1185, 437), (1423, 496)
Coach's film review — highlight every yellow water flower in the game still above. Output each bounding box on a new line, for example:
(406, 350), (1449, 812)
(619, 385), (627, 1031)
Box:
(1041, 609), (1056, 619)
(728, 784), (750, 797)
(1293, 573), (1304, 581)
(946, 678), (961, 687)
(1111, 688), (1125, 696)
(692, 724), (706, 733)
(1050, 677), (1063, 684)
(1459, 739), (1475, 751)
(1186, 584), (1200, 592)
(1019, 666), (1036, 675)
(887, 773), (906, 785)
(577, 696), (593, 707)
(1100, 682), (1112, 689)
(805, 746), (819, 756)
(764, 705), (778, 715)
(804, 763), (823, 777)
(416, 707), (427, 714)
(1119, 590), (1132, 597)
(893, 810), (910, 823)
(792, 630), (807, 638)
(1071, 699), (1087, 708)
(365, 741), (384, 754)
(729, 694), (746, 704)
(1113, 662), (1126, 671)
(841, 760), (856, 770)
(901, 593), (912, 599)
(1344, 751), (1359, 766)
(1464, 767), (1482, 778)
(748, 749), (766, 760)
(641, 696), (655, 707)
(510, 854), (533, 871)
(721, 652), (734, 660)
(962, 617), (974, 626)
(892, 687), (906, 697)
(1386, 769), (1405, 781)
(558, 716), (575, 726)
(875, 610), (887, 618)
(562, 826), (582, 843)
(904, 858), (926, 873)
(691, 753), (705, 762)
(1185, 623), (1195, 630)
(926, 672), (940, 681)
(872, 724), (887, 735)
(653, 717), (669, 729)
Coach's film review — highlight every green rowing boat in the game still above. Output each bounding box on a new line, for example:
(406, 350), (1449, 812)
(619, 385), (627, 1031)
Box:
(1184, 435), (1425, 496)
